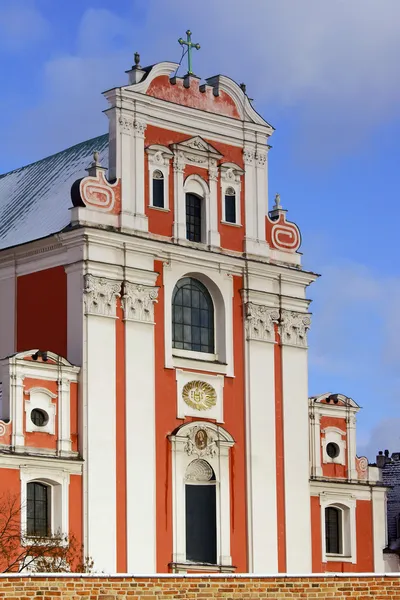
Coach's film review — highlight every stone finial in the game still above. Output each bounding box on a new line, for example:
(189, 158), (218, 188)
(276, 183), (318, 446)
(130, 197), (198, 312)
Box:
(134, 51), (141, 68)
(92, 151), (99, 165)
(86, 150), (106, 177)
(273, 193), (282, 210)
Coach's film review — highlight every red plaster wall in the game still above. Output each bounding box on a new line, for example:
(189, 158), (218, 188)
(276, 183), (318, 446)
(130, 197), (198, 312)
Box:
(154, 262), (247, 572)
(23, 377), (58, 450)
(16, 267), (67, 358)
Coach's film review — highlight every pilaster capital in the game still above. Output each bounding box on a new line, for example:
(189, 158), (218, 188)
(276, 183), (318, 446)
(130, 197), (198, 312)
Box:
(118, 115), (135, 133)
(208, 165), (219, 182)
(255, 150), (267, 168)
(173, 151), (186, 174)
(243, 146), (255, 166)
(245, 302), (279, 343)
(83, 274), (121, 318)
(133, 120), (147, 138)
(122, 282), (159, 323)
(280, 310), (311, 348)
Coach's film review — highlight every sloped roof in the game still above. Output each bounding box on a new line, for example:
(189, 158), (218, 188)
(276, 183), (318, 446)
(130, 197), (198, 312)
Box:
(0, 134), (109, 251)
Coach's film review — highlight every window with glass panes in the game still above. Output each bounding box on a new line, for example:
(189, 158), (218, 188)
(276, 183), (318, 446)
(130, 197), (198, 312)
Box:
(152, 170), (164, 208)
(186, 193), (202, 242)
(325, 506), (342, 554)
(224, 187), (236, 223)
(172, 278), (214, 353)
(27, 482), (50, 537)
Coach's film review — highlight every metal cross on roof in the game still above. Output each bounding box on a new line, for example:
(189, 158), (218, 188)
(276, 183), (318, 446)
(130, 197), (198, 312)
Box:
(178, 30), (200, 76)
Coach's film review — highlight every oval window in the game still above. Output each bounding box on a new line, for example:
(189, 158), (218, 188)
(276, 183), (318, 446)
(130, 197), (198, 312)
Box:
(31, 408), (49, 427)
(326, 442), (340, 459)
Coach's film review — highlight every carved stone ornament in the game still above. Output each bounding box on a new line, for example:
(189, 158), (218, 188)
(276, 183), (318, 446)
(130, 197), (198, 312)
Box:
(256, 151), (267, 168)
(119, 115), (134, 133)
(184, 425), (218, 458)
(122, 282), (159, 323)
(208, 165), (219, 181)
(185, 458), (214, 482)
(173, 151), (186, 174)
(134, 120), (146, 137)
(280, 310), (311, 348)
(243, 147), (255, 166)
(182, 380), (217, 411)
(245, 303), (279, 343)
(83, 274), (121, 318)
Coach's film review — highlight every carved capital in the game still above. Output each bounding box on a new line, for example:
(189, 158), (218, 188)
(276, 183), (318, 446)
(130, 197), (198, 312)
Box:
(122, 282), (159, 323)
(134, 120), (146, 137)
(280, 310), (311, 348)
(208, 166), (219, 181)
(245, 303), (279, 342)
(84, 274), (121, 318)
(243, 147), (255, 166)
(255, 150), (267, 168)
(118, 115), (135, 133)
(173, 151), (186, 174)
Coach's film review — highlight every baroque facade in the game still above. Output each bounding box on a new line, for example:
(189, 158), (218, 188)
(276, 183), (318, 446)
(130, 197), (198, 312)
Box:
(0, 56), (388, 573)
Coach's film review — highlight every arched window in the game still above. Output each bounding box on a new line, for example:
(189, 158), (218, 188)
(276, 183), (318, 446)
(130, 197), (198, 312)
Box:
(325, 506), (342, 554)
(224, 187), (236, 223)
(152, 170), (164, 208)
(172, 278), (214, 354)
(27, 482), (50, 537)
(186, 193), (202, 242)
(185, 459), (217, 564)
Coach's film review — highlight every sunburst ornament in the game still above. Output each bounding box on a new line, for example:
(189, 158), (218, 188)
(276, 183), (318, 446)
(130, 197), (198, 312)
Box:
(182, 380), (217, 411)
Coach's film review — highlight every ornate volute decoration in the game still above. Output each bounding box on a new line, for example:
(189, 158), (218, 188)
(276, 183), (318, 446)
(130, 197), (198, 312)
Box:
(122, 282), (159, 323)
(280, 310), (311, 348)
(83, 274), (121, 318)
(185, 459), (214, 483)
(245, 303), (280, 343)
(184, 425), (218, 458)
(182, 380), (217, 411)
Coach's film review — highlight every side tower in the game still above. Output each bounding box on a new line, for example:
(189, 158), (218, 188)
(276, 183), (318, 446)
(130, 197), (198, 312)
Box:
(309, 393), (386, 572)
(67, 55), (317, 573)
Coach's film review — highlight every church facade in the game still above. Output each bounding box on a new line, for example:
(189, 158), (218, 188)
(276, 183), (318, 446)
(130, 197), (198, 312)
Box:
(0, 55), (387, 574)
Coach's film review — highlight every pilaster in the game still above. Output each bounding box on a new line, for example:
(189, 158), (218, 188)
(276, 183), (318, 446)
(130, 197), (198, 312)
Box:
(57, 378), (72, 456)
(243, 146), (269, 257)
(280, 309), (312, 573)
(122, 281), (158, 573)
(208, 161), (220, 247)
(83, 273), (121, 573)
(173, 153), (186, 241)
(243, 300), (279, 573)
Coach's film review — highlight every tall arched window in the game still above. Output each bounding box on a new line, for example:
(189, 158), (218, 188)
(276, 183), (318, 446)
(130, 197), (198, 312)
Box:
(172, 278), (214, 354)
(27, 482), (50, 537)
(185, 459), (217, 564)
(152, 170), (164, 208)
(186, 193), (202, 242)
(224, 187), (236, 224)
(325, 506), (342, 554)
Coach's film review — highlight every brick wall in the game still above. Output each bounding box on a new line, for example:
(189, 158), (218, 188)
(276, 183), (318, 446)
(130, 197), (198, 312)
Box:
(0, 575), (400, 599)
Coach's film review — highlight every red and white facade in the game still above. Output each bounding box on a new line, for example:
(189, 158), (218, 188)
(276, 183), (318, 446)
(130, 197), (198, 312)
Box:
(0, 59), (387, 574)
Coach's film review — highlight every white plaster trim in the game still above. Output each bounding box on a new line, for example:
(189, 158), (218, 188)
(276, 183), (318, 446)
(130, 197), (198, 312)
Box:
(147, 144), (173, 210)
(24, 387), (57, 435)
(169, 421), (234, 567)
(176, 370), (224, 422)
(322, 428), (346, 466)
(164, 262), (234, 377)
(20, 467), (70, 537)
(319, 492), (357, 564)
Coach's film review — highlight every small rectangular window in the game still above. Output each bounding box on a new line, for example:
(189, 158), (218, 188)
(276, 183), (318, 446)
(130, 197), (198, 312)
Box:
(152, 170), (164, 208)
(224, 188), (236, 223)
(186, 193), (202, 242)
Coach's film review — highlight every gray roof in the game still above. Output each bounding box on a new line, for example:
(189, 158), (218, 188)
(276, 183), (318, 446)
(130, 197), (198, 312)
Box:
(0, 134), (109, 251)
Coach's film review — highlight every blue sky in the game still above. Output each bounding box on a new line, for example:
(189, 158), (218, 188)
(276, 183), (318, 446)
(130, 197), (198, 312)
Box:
(1, 0), (400, 459)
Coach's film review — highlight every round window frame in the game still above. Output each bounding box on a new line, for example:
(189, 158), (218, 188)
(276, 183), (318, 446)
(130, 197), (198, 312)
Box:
(326, 442), (340, 459)
(30, 408), (49, 428)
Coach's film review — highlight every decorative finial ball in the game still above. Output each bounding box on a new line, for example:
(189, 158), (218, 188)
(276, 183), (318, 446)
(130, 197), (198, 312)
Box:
(93, 151), (99, 163)
(186, 29), (192, 35)
(134, 51), (141, 67)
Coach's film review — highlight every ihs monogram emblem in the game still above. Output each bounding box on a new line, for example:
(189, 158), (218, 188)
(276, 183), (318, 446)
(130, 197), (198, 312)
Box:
(182, 381), (217, 411)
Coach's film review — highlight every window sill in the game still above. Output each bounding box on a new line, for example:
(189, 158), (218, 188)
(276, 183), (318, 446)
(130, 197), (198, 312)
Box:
(172, 354), (228, 375)
(148, 205), (170, 212)
(221, 220), (242, 228)
(173, 349), (218, 362)
(325, 553), (353, 563)
(170, 561), (235, 573)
